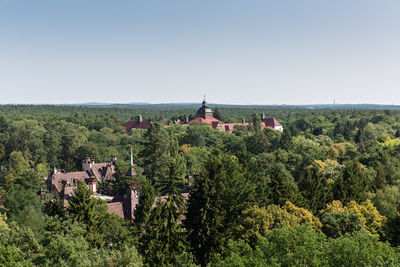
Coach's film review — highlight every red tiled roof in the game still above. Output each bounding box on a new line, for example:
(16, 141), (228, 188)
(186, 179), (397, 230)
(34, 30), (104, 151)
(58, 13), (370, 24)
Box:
(262, 118), (281, 128)
(221, 123), (249, 131)
(188, 116), (222, 128)
(124, 120), (152, 131)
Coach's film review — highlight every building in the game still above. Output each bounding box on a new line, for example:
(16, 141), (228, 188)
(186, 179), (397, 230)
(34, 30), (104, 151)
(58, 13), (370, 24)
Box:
(187, 99), (248, 131)
(124, 115), (152, 132)
(260, 113), (283, 132)
(188, 99), (283, 132)
(123, 99), (283, 133)
(45, 157), (119, 205)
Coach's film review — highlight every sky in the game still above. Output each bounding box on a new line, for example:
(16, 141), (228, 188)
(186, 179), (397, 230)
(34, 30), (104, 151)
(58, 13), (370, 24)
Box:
(0, 0), (400, 105)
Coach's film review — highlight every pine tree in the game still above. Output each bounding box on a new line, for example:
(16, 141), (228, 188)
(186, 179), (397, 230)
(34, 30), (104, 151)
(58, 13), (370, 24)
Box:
(185, 149), (255, 265)
(68, 181), (102, 247)
(139, 136), (188, 265)
(267, 162), (300, 206)
(139, 199), (186, 266)
(134, 180), (155, 233)
(156, 136), (187, 212)
(334, 160), (375, 204)
(141, 123), (170, 184)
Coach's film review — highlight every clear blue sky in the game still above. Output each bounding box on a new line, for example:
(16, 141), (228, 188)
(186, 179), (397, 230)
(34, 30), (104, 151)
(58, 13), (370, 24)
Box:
(1, 0), (399, 105)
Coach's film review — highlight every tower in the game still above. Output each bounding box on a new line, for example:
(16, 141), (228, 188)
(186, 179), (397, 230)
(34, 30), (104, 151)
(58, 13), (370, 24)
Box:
(196, 97), (213, 119)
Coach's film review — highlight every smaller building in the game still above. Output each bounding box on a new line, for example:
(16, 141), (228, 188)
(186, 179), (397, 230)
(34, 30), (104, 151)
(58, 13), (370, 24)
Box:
(260, 114), (283, 132)
(124, 115), (152, 132)
(45, 157), (118, 205)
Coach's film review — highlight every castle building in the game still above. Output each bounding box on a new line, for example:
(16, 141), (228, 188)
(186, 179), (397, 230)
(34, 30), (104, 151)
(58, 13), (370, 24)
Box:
(123, 99), (283, 133)
(187, 99), (283, 132)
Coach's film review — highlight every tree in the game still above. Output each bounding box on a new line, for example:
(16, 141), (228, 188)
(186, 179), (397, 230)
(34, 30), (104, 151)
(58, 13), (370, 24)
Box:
(185, 149), (255, 265)
(134, 181), (155, 233)
(298, 160), (334, 213)
(244, 131), (270, 155)
(139, 200), (186, 266)
(320, 211), (362, 238)
(3, 184), (45, 237)
(252, 113), (262, 132)
(139, 137), (188, 266)
(334, 160), (375, 204)
(235, 202), (322, 246)
(68, 181), (102, 247)
(267, 162), (300, 205)
(326, 231), (400, 266)
(141, 123), (170, 184)
(13, 169), (43, 192)
(213, 107), (223, 121)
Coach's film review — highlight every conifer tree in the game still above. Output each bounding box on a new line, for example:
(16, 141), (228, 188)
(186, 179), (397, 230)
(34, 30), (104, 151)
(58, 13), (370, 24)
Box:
(139, 136), (188, 265)
(68, 181), (102, 247)
(141, 122), (170, 184)
(134, 180), (155, 233)
(185, 149), (255, 265)
(267, 162), (300, 206)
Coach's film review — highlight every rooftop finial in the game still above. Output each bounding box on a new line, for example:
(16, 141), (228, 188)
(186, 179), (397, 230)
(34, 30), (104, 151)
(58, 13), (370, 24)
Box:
(202, 94), (208, 108)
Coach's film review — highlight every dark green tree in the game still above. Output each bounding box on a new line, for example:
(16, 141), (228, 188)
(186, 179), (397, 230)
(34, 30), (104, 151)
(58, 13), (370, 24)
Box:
(267, 162), (300, 206)
(185, 149), (255, 265)
(334, 160), (375, 204)
(141, 123), (170, 184)
(320, 211), (363, 238)
(68, 181), (103, 247)
(13, 169), (44, 192)
(134, 180), (155, 233)
(3, 184), (45, 237)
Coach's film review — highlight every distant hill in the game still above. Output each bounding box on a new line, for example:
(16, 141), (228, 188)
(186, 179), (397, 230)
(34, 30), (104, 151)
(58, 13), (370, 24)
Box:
(67, 102), (400, 111)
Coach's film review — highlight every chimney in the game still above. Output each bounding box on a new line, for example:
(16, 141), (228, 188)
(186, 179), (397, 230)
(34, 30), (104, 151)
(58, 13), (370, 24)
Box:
(260, 113), (265, 120)
(184, 117), (189, 124)
(137, 115), (143, 123)
(87, 177), (97, 194)
(111, 156), (118, 164)
(242, 118), (246, 124)
(82, 157), (94, 172)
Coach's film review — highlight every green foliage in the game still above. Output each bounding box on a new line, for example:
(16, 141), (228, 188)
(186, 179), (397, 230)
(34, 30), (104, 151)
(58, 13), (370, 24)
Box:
(334, 160), (375, 204)
(68, 181), (103, 247)
(3, 104), (400, 265)
(267, 162), (300, 205)
(141, 122), (171, 184)
(320, 211), (362, 238)
(3, 184), (45, 237)
(214, 225), (400, 267)
(134, 181), (155, 232)
(139, 200), (186, 266)
(185, 149), (255, 265)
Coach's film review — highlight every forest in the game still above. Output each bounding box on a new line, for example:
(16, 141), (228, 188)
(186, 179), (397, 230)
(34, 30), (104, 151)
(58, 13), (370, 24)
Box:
(1, 104), (400, 266)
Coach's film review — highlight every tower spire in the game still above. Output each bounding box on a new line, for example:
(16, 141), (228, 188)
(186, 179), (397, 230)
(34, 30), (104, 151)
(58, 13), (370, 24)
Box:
(130, 147), (133, 166)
